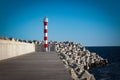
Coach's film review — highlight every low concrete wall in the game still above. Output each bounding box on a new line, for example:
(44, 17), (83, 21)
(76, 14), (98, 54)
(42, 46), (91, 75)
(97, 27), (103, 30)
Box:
(0, 40), (35, 60)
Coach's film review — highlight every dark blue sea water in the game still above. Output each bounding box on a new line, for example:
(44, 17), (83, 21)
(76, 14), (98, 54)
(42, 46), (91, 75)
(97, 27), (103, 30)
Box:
(86, 47), (120, 80)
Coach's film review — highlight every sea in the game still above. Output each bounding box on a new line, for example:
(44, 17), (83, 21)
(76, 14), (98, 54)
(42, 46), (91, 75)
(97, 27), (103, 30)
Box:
(86, 47), (120, 80)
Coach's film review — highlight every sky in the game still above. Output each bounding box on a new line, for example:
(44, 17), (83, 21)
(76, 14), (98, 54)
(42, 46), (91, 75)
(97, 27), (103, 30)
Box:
(0, 0), (120, 46)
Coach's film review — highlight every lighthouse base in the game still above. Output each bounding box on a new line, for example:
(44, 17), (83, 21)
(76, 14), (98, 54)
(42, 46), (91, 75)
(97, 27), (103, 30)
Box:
(35, 43), (56, 52)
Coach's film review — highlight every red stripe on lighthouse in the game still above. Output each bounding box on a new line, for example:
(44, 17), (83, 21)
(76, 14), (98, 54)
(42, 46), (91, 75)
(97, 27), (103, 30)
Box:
(44, 36), (48, 40)
(44, 29), (48, 33)
(44, 22), (48, 26)
(44, 44), (48, 48)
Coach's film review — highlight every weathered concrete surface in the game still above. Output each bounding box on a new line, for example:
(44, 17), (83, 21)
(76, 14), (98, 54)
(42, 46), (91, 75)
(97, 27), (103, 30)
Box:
(0, 52), (72, 80)
(0, 40), (35, 60)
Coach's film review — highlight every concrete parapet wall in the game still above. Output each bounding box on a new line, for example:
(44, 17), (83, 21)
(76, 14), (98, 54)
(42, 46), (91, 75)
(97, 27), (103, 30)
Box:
(0, 40), (35, 60)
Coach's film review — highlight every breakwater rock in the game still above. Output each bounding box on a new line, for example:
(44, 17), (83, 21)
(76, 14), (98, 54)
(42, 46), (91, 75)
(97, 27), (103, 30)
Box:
(55, 41), (108, 80)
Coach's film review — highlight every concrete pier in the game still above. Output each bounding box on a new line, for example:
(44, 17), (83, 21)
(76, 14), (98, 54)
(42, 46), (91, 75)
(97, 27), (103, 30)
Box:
(0, 52), (72, 80)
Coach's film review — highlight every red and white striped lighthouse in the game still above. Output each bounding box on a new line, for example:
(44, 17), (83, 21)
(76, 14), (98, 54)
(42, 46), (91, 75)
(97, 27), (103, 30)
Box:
(43, 17), (48, 52)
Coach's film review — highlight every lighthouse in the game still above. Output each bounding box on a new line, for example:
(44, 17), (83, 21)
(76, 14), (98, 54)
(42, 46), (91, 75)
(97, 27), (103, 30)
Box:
(43, 17), (48, 52)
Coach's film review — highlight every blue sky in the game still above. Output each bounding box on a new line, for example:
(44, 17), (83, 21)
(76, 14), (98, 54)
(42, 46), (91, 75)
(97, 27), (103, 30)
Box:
(0, 0), (120, 46)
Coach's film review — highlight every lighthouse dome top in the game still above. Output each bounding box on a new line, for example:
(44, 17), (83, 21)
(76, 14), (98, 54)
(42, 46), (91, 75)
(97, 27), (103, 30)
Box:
(44, 17), (48, 22)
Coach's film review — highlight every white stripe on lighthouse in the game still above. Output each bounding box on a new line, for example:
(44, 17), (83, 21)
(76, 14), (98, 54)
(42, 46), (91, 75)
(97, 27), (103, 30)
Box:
(45, 40), (48, 44)
(44, 33), (48, 37)
(44, 26), (48, 29)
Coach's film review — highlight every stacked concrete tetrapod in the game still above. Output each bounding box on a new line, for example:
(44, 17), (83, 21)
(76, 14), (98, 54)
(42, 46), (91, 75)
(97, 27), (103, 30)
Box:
(44, 17), (48, 52)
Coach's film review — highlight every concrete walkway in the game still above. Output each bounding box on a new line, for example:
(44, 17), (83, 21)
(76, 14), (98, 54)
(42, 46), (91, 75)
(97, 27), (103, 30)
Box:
(0, 52), (72, 80)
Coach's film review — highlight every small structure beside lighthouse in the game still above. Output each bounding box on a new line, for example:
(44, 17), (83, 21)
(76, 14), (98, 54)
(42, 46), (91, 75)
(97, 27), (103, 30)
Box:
(43, 17), (48, 52)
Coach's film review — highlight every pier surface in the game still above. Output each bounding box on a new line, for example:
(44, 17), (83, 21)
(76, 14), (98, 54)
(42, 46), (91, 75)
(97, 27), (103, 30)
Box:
(0, 52), (72, 80)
